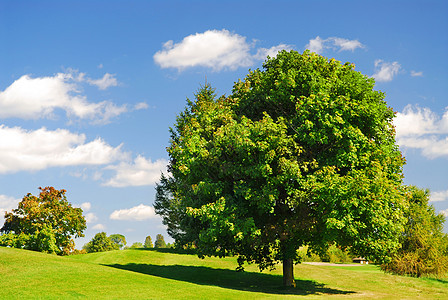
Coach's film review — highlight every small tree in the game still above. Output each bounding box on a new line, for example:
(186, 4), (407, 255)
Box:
(382, 186), (448, 277)
(83, 232), (119, 253)
(154, 234), (167, 248)
(109, 234), (127, 250)
(144, 235), (153, 248)
(0, 187), (86, 255)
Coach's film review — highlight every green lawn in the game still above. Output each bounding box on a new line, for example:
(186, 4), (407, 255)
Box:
(1, 246), (447, 299)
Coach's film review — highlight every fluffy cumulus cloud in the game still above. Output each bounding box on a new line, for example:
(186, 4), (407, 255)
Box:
(154, 29), (292, 71)
(305, 36), (365, 54)
(431, 190), (448, 202)
(0, 125), (127, 174)
(154, 29), (252, 71)
(103, 155), (168, 187)
(80, 202), (92, 212)
(394, 105), (448, 158)
(372, 60), (401, 82)
(110, 204), (157, 221)
(85, 212), (99, 224)
(0, 72), (126, 123)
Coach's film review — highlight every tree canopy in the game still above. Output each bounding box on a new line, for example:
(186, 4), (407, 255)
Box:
(155, 50), (407, 286)
(0, 187), (86, 255)
(83, 232), (119, 253)
(144, 235), (153, 248)
(110, 234), (127, 250)
(154, 234), (167, 249)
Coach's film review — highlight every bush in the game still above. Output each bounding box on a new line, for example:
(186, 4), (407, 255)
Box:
(298, 245), (353, 263)
(382, 250), (448, 277)
(325, 245), (353, 264)
(129, 242), (143, 249)
(0, 232), (30, 248)
(30, 224), (59, 254)
(68, 249), (87, 255)
(297, 246), (321, 262)
(0, 225), (59, 254)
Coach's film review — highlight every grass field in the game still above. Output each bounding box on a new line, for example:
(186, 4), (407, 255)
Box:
(1, 246), (447, 299)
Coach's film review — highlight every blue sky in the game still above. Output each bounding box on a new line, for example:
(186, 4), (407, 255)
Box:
(1, 0), (447, 248)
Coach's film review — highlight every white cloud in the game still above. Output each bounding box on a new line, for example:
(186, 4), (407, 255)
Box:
(394, 105), (448, 159)
(305, 36), (365, 54)
(372, 60), (401, 82)
(110, 204), (157, 221)
(0, 194), (20, 226)
(254, 44), (294, 60)
(431, 190), (448, 202)
(411, 70), (423, 77)
(76, 202), (97, 225)
(0, 73), (126, 123)
(394, 105), (444, 137)
(103, 155), (167, 187)
(89, 102), (128, 125)
(397, 136), (448, 158)
(154, 29), (291, 71)
(134, 102), (149, 110)
(80, 202), (91, 212)
(85, 212), (98, 224)
(87, 73), (118, 90)
(92, 223), (106, 230)
(332, 37), (365, 51)
(0, 125), (127, 174)
(154, 29), (253, 71)
(306, 36), (324, 53)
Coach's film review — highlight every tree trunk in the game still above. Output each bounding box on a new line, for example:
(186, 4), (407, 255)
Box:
(282, 258), (296, 287)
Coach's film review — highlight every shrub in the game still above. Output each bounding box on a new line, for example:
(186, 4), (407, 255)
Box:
(130, 242), (143, 248)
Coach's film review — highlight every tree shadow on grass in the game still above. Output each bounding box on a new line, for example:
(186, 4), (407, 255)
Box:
(106, 263), (355, 296)
(423, 277), (448, 284)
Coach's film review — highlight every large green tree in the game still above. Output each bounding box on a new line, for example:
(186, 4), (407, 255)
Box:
(0, 187), (86, 255)
(155, 50), (407, 286)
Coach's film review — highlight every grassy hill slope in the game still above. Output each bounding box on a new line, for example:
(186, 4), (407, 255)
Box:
(1, 246), (447, 299)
